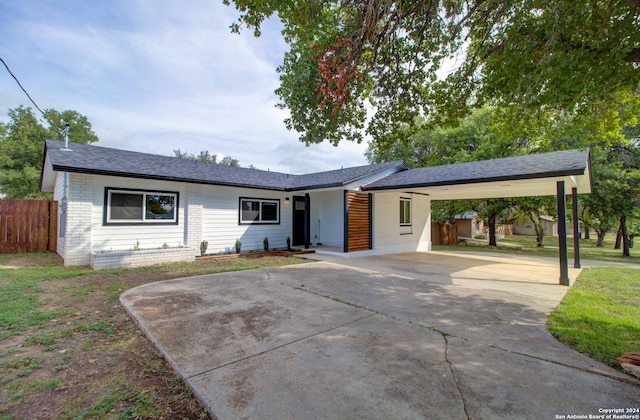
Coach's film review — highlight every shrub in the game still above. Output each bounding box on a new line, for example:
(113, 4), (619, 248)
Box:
(235, 239), (242, 254)
(263, 237), (269, 251)
(200, 240), (208, 256)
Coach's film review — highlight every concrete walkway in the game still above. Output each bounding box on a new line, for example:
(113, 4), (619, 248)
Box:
(120, 252), (639, 419)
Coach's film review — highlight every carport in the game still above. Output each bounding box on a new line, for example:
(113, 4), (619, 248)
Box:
(362, 149), (593, 285)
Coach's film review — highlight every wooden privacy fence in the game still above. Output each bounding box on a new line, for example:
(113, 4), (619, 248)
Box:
(431, 222), (461, 245)
(0, 200), (58, 254)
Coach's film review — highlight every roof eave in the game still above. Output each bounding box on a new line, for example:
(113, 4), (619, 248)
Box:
(362, 168), (588, 191)
(51, 165), (288, 192)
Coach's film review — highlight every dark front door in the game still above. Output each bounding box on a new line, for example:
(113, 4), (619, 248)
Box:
(292, 196), (308, 247)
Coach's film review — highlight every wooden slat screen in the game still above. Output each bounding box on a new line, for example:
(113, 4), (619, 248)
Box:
(347, 192), (371, 252)
(0, 200), (58, 254)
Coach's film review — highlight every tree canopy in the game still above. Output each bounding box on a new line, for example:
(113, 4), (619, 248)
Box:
(225, 0), (640, 148)
(0, 106), (98, 199)
(172, 149), (240, 166)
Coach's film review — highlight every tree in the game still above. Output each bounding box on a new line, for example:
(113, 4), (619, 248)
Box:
(580, 144), (640, 256)
(0, 106), (98, 199)
(368, 107), (535, 246)
(477, 199), (519, 247)
(172, 149), (240, 166)
(512, 197), (557, 247)
(226, 0), (640, 148)
(219, 156), (240, 167)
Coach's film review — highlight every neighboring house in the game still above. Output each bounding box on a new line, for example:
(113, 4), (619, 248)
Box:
(513, 215), (558, 236)
(454, 211), (485, 238)
(40, 140), (592, 269)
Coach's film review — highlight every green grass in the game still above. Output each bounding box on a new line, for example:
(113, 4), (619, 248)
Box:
(548, 267), (640, 367)
(0, 254), (306, 341)
(436, 234), (640, 264)
(2, 356), (43, 378)
(69, 387), (163, 419)
(0, 255), (91, 340)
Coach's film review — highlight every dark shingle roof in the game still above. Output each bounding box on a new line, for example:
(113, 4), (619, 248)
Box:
(362, 149), (590, 191)
(42, 140), (406, 191)
(42, 140), (591, 194)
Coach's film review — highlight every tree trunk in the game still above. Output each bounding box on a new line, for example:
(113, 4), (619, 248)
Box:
(527, 211), (544, 247)
(583, 225), (590, 239)
(595, 229), (607, 247)
(620, 215), (631, 257)
(488, 214), (497, 247)
(535, 222), (544, 247)
(614, 223), (622, 249)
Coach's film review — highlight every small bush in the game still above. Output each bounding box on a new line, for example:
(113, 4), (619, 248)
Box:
(235, 239), (242, 254)
(200, 240), (208, 256)
(263, 237), (269, 251)
(474, 233), (487, 240)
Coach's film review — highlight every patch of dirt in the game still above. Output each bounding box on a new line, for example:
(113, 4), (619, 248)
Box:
(0, 261), (250, 419)
(1, 255), (306, 418)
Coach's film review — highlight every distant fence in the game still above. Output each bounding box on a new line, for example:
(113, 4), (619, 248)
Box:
(0, 200), (58, 254)
(431, 222), (458, 246)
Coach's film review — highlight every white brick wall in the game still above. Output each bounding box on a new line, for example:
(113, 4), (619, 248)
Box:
(91, 247), (196, 270)
(186, 184), (203, 251)
(63, 173), (93, 266)
(372, 191), (431, 255)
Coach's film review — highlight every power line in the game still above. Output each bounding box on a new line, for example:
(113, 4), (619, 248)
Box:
(0, 55), (47, 117)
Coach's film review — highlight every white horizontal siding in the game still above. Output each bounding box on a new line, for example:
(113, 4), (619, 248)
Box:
(201, 185), (292, 254)
(90, 176), (187, 252)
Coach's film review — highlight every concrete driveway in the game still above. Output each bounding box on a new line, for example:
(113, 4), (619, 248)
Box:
(120, 251), (639, 419)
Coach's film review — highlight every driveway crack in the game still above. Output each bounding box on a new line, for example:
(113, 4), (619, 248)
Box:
(440, 331), (471, 420)
(293, 286), (383, 315)
(186, 312), (377, 380)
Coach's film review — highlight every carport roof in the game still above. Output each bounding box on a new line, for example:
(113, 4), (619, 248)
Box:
(362, 149), (592, 199)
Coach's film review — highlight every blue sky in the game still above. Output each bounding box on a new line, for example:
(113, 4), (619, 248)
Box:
(0, 0), (369, 173)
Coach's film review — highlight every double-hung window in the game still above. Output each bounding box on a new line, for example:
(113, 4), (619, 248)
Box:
(399, 197), (411, 226)
(239, 198), (280, 224)
(104, 188), (178, 225)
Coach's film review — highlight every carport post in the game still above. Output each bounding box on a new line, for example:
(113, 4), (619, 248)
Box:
(572, 187), (581, 269)
(304, 193), (311, 249)
(557, 181), (570, 286)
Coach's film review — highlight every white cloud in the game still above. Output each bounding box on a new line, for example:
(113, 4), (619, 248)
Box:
(0, 0), (369, 173)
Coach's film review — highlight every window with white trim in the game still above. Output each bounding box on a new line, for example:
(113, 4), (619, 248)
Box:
(239, 198), (280, 224)
(400, 197), (411, 226)
(104, 188), (178, 225)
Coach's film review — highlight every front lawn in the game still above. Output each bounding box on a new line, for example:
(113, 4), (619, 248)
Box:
(0, 252), (307, 419)
(435, 234), (640, 264)
(547, 267), (640, 368)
